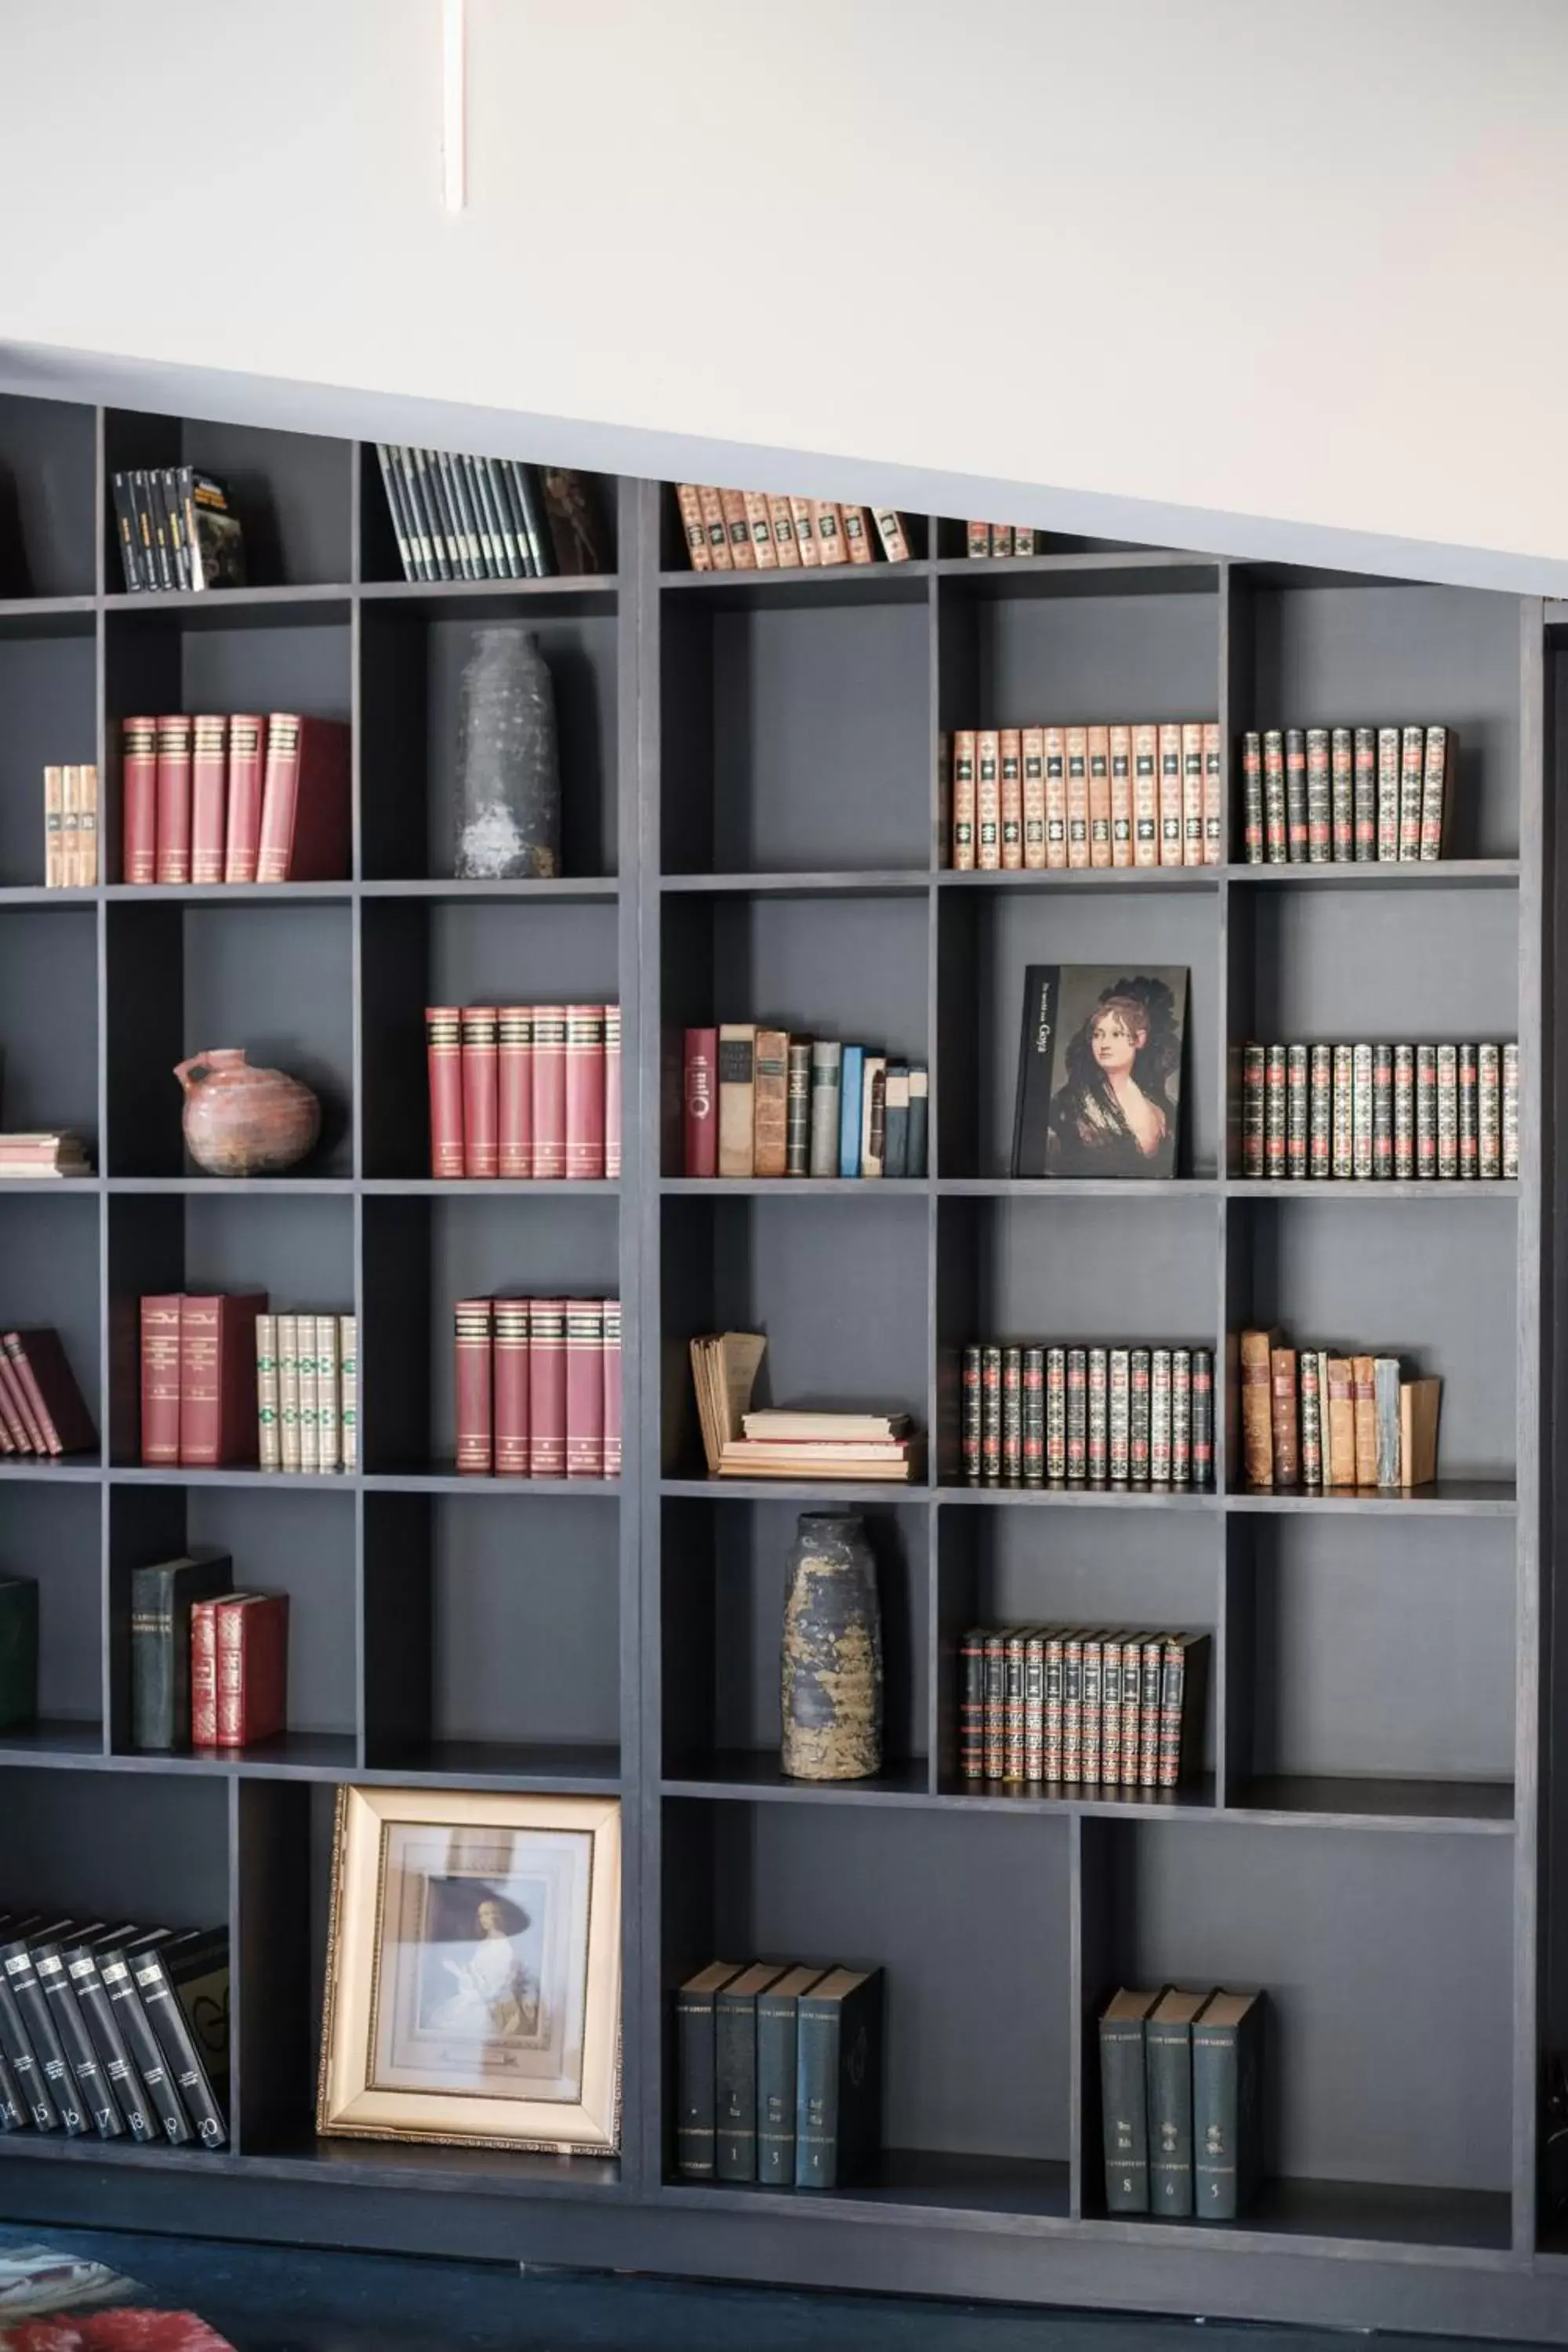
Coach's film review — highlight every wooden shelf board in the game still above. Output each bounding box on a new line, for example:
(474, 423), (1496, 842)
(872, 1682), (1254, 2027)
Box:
(0, 885), (100, 907)
(0, 1719), (105, 1766)
(661, 1176), (928, 1196)
(103, 583), (352, 620)
(361, 1176), (619, 1196)
(0, 1457), (102, 1483)
(358, 876), (619, 901)
(662, 1753), (932, 1806)
(360, 575), (617, 618)
(104, 881), (354, 903)
(363, 1468), (619, 1496)
(104, 1174), (353, 1194)
(937, 1176), (1219, 1198)
(936, 867), (1218, 894)
(661, 869), (930, 897)
(0, 594), (96, 637)
(934, 550), (1219, 597)
(1226, 1481), (1516, 1517)
(659, 564), (930, 609)
(94, 1732), (360, 1779)
(661, 1476), (930, 1504)
(1225, 859), (1519, 889)
(1086, 2176), (1514, 2260)
(0, 1174), (102, 1192)
(1225, 1179), (1519, 1200)
(110, 1465), (352, 1490)
(358, 1740), (619, 1791)
(1229, 1774), (1514, 1835)
(938, 1484), (1218, 1511)
(930, 1774), (1218, 1818)
(0, 2125), (622, 2195)
(660, 2147), (1070, 2226)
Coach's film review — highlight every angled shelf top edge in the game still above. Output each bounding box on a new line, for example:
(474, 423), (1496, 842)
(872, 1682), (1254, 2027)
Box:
(1225, 860), (1520, 888)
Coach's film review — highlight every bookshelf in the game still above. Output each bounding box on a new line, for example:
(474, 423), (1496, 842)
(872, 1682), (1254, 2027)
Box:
(0, 396), (1560, 2337)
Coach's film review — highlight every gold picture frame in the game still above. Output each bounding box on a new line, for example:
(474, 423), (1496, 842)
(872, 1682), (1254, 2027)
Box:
(317, 1784), (622, 2155)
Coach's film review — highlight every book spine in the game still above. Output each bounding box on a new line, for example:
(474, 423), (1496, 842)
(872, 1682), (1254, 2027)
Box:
(1330, 724), (1353, 862)
(795, 1998), (848, 2188)
(460, 1005), (500, 1179)
(1023, 724), (1049, 869)
(67, 1950), (154, 2142)
(1086, 1346), (1108, 1483)
(1392, 1044), (1416, 1178)
(1001, 1346), (1024, 1484)
(1000, 727), (1025, 869)
(1479, 1042), (1501, 1178)
(1286, 1042), (1308, 1179)
(491, 1299), (530, 1475)
(1130, 1347), (1151, 1483)
(1305, 725), (1331, 862)
(788, 495), (818, 567)
(528, 1299), (567, 1476)
(602, 1297), (622, 1479)
(43, 763), (64, 887)
(769, 495), (802, 566)
(1045, 724), (1070, 869)
(1329, 1044), (1352, 1178)
(812, 500), (847, 567)
(1081, 1636), (1104, 1784)
(1062, 1634), (1083, 1782)
(1261, 729), (1287, 863)
(36, 1947), (122, 2136)
(140, 1294), (182, 1465)
(1181, 720), (1204, 866)
(297, 1316), (319, 1475)
(808, 1041), (841, 1178)
(840, 504), (873, 565)
(426, 1006), (466, 1178)
(1171, 1347), (1192, 1486)
(950, 728), (976, 869)
(1203, 719), (1223, 866)
(684, 1026), (719, 1177)
(753, 1027), (789, 1179)
(1139, 1635), (1166, 1787)
(1398, 724), (1425, 860)
(454, 1298), (494, 1473)
(154, 713), (193, 884)
(1240, 1330), (1273, 1488)
(1420, 724), (1451, 860)
(315, 1312), (340, 1475)
(1436, 1041), (1459, 1178)
(565, 1298), (605, 1478)
(1241, 1042), (1265, 1178)
(276, 1314), (300, 1472)
(1264, 1044), (1287, 1181)
(222, 713), (266, 884)
(1022, 1345), (1045, 1484)
(1299, 1349), (1323, 1486)
(960, 1346), (982, 1485)
(191, 1594), (221, 1743)
(0, 1965), (57, 2129)
(1157, 722), (1183, 866)
(100, 1955), (191, 2144)
(980, 1345), (1002, 1484)
(564, 1002), (607, 1180)
(339, 1314), (358, 1472)
(716, 1989), (760, 2180)
(1145, 2021), (1194, 2215)
(3, 1949), (85, 2132)
(1374, 1356), (1403, 1486)
(1192, 2016), (1248, 2220)
(744, 490), (777, 567)
(495, 1005), (535, 1178)
(1240, 731), (1263, 862)
(218, 1596), (289, 1745)
(1192, 1348), (1214, 1490)
(676, 1980), (723, 2176)
(692, 485), (730, 571)
(1503, 1044), (1520, 1178)
(1132, 723), (1159, 868)
(604, 1004), (622, 1180)
(1352, 1041), (1374, 1180)
(981, 1632), (1005, 1777)
(136, 1951), (227, 2147)
(1065, 1347), (1087, 1479)
(532, 1006), (568, 1179)
(1109, 720), (1134, 869)
(1415, 1044), (1438, 1178)
(190, 713), (228, 884)
(838, 1047), (863, 1178)
(1458, 1040), (1479, 1179)
(1004, 1630), (1026, 1781)
(1106, 1346), (1130, 1483)
(256, 712), (307, 882)
(1284, 727), (1308, 861)
(1373, 1042), (1394, 1179)
(1046, 1345), (1068, 1481)
(720, 1025), (757, 1178)
(1023, 1630), (1045, 1777)
(1040, 1633), (1064, 1780)
(1089, 724), (1113, 869)
(1149, 1348), (1172, 1483)
(1270, 1345), (1299, 1486)
(757, 1988), (802, 2184)
(1062, 724), (1089, 869)
(786, 1040), (811, 1177)
(1157, 1637), (1189, 1788)
(976, 728), (1001, 870)
(122, 717), (159, 884)
(1351, 724), (1376, 860)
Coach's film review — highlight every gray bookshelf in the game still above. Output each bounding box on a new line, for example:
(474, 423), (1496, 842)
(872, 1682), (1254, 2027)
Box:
(0, 401), (1560, 2339)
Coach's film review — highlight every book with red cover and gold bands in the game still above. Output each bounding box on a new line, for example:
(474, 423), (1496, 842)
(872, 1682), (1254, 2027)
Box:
(426, 1002), (619, 1180)
(453, 1294), (621, 1479)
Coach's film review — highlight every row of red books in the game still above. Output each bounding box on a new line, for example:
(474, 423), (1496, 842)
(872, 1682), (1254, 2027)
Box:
(0, 1328), (95, 1458)
(675, 486), (911, 572)
(192, 1590), (289, 1748)
(427, 1004), (621, 1180)
(140, 1294), (270, 1468)
(455, 1296), (620, 1479)
(949, 720), (1222, 872)
(122, 713), (350, 887)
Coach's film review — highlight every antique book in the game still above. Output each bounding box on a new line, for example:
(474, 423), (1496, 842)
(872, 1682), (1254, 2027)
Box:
(1399, 1376), (1441, 1487)
(1000, 725), (1024, 869)
(532, 1004), (568, 1179)
(1436, 1042), (1459, 1179)
(1330, 724), (1354, 862)
(1503, 1043), (1520, 1178)
(808, 1040), (841, 1178)
(255, 713), (351, 883)
(676, 482), (710, 568)
(215, 1591), (289, 1746)
(1240, 731), (1263, 862)
(1065, 1347), (1087, 1479)
(1149, 1350), (1172, 1485)
(860, 1053), (887, 1178)
(1298, 1348), (1323, 1486)
(565, 1298), (605, 1479)
(604, 1004), (622, 1180)
(1397, 723), (1425, 861)
(122, 714), (159, 884)
(717, 1023), (757, 1178)
(1352, 1354), (1378, 1484)
(1157, 722), (1183, 867)
(459, 1005), (499, 1179)
(840, 504), (874, 565)
(1261, 729), (1287, 863)
(960, 1348), (982, 1486)
(453, 1298), (494, 1473)
(1374, 1355), (1403, 1486)
(154, 713), (193, 884)
(699, 485), (733, 569)
(1457, 1040), (1479, 1179)
(602, 1296), (622, 1478)
(1145, 1987), (1210, 2216)
(1088, 723), (1113, 869)
(1420, 723), (1456, 858)
(0, 1576), (38, 1732)
(276, 1314), (302, 1472)
(743, 490), (778, 568)
(190, 1592), (226, 1744)
(1181, 719), (1204, 866)
(131, 1554), (234, 1750)
(771, 495), (802, 565)
(3, 1329), (96, 1457)
(222, 712), (267, 884)
(497, 1004), (534, 1178)
(1170, 1348), (1192, 1486)
(950, 728), (976, 869)
(492, 1298), (530, 1476)
(1107, 720), (1134, 869)
(716, 1962), (786, 2182)
(564, 1002), (607, 1180)
(1287, 1043), (1308, 1179)
(314, 1312), (340, 1475)
(1241, 1041), (1265, 1176)
(1046, 724), (1071, 868)
(1086, 1347), (1108, 1482)
(982, 1346), (1003, 1483)
(1353, 724), (1377, 859)
(719, 488), (753, 568)
(190, 713), (228, 884)
(1321, 1356), (1354, 1486)
(795, 1967), (883, 2189)
(676, 1962), (742, 2177)
(906, 1065), (929, 1178)
(179, 1293), (264, 1467)
(871, 507), (911, 562)
(812, 501), (848, 567)
(1478, 1042), (1501, 1178)
(339, 1312), (358, 1472)
(1192, 1348), (1214, 1490)
(1159, 1632), (1210, 1788)
(752, 1025), (789, 1179)
(1192, 1990), (1265, 2221)
(1305, 725), (1331, 862)
(786, 1040), (812, 1176)
(1024, 1346), (1046, 1483)
(57, 762), (78, 887)
(1240, 1328), (1276, 1488)
(528, 1298), (567, 1476)
(1264, 1044), (1287, 1179)
(1066, 724), (1091, 869)
(1022, 723), (1048, 869)
(1203, 719), (1223, 865)
(1007, 1347), (1028, 1484)
(1283, 728), (1308, 862)
(684, 1025), (718, 1177)
(1352, 1042), (1374, 1180)
(1374, 724), (1400, 860)
(426, 1006), (466, 1178)
(254, 1316), (281, 1471)
(788, 495), (818, 566)
(298, 1319), (318, 1476)
(976, 728), (1001, 870)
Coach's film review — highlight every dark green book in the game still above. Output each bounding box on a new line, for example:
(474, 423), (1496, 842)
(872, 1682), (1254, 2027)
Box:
(1098, 1986), (1163, 2212)
(757, 1965), (825, 2185)
(715, 1962), (785, 2181)
(1146, 1985), (1210, 2216)
(674, 1960), (741, 2178)
(129, 1554), (232, 1750)
(906, 1065), (928, 1178)
(796, 1965), (883, 2189)
(1192, 1988), (1265, 2220)
(0, 1574), (38, 1732)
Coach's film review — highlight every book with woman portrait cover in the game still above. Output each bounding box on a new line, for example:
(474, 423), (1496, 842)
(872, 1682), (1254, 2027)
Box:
(1011, 967), (1189, 1178)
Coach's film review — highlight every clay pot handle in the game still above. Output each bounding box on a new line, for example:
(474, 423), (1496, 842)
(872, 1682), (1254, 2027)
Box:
(174, 1048), (245, 1094)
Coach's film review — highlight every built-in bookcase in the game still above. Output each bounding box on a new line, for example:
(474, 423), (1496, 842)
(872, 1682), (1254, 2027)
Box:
(0, 400), (1563, 2338)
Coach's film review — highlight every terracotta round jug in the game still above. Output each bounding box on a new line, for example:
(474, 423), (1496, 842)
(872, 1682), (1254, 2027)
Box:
(176, 1049), (321, 1177)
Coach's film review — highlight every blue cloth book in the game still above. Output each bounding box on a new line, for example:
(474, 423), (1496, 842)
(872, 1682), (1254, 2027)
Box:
(839, 1047), (864, 1177)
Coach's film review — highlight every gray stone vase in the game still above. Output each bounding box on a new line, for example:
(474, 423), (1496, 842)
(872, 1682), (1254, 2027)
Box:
(453, 624), (561, 878)
(780, 1512), (883, 1780)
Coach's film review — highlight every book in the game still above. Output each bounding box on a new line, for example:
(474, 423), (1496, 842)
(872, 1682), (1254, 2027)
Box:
(0, 1577), (38, 1732)
(1330, 725), (1353, 862)
(130, 1554), (234, 1749)
(1305, 725), (1331, 862)
(492, 1298), (529, 1476)
(277, 1314), (302, 1472)
(841, 506), (874, 566)
(255, 1316), (281, 1471)
(314, 1312), (340, 1475)
(564, 1003), (608, 1180)
(906, 1065), (928, 1178)
(132, 1929), (229, 2147)
(215, 1591), (289, 1745)
(1240, 1328), (1276, 1488)
(1398, 724), (1425, 859)
(532, 1005), (568, 1179)
(0, 1929), (58, 2129)
(459, 1005), (499, 1180)
(339, 1313), (358, 1472)
(2, 1330), (96, 1456)
(770, 496), (802, 566)
(753, 1026), (789, 1180)
(297, 1315), (319, 1475)
(786, 1040), (812, 1177)
(154, 713), (193, 884)
(859, 1053), (887, 1178)
(1353, 724), (1377, 859)
(1262, 730), (1287, 862)
(453, 1298), (494, 1473)
(795, 1966), (882, 2188)
(64, 1939), (155, 2143)
(1, 1936), (88, 2134)
(688, 1331), (768, 1472)
(977, 728), (1001, 870)
(255, 714), (351, 883)
(1088, 724), (1112, 869)
(1022, 724), (1048, 869)
(1325, 1356), (1356, 1486)
(565, 1299), (605, 1479)
(180, 1294), (264, 1467)
(1011, 965), (1188, 1179)
(1101, 1987), (1163, 2213)
(1065, 724), (1089, 869)
(1399, 1375), (1441, 1486)
(190, 1592), (225, 1743)
(605, 1003), (622, 1180)
(757, 1965), (826, 2186)
(839, 1045), (864, 1178)
(1131, 723), (1158, 868)
(1283, 728), (1308, 861)
(1157, 723), (1183, 866)
(98, 1934), (193, 2144)
(1203, 720), (1222, 865)
(223, 712), (267, 884)
(1240, 732), (1263, 862)
(1145, 1987), (1210, 2216)
(528, 1298), (567, 1476)
(808, 1040), (841, 1178)
(716, 1962), (786, 2181)
(190, 714), (228, 884)
(1192, 1990), (1264, 2220)
(684, 1026), (718, 1178)
(788, 496), (818, 566)
(426, 1006), (466, 1177)
(602, 1295), (622, 1478)
(1374, 1355), (1402, 1486)
(1181, 720), (1204, 866)
(1352, 1353), (1378, 1484)
(950, 729), (976, 869)
(1000, 726), (1025, 869)
(717, 1024), (757, 1178)
(122, 715), (159, 883)
(182, 468), (246, 590)
(743, 1410), (909, 1443)
(675, 1961), (742, 2177)
(498, 1005), (534, 1178)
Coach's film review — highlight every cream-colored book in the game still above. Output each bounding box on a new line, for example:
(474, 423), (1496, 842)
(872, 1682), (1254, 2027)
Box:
(278, 1313), (301, 1473)
(78, 762), (99, 885)
(298, 1319), (319, 1474)
(314, 1312), (340, 1473)
(255, 1313), (281, 1471)
(43, 764), (63, 887)
(339, 1314), (358, 1472)
(60, 764), (81, 887)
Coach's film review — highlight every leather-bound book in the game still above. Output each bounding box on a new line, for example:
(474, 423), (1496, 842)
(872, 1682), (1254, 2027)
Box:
(528, 1298), (566, 1476)
(1352, 1042), (1375, 1180)
(1282, 727), (1307, 861)
(1457, 1040), (1479, 1179)
(1421, 724), (1456, 860)
(190, 713), (228, 884)
(1086, 1347), (1108, 1482)
(1286, 1043), (1308, 1179)
(122, 716), (158, 884)
(1298, 1350), (1323, 1486)
(131, 1553), (234, 1749)
(858, 1053), (886, 1179)
(1100, 1989), (1161, 2212)
(1330, 725), (1353, 862)
(426, 1005), (466, 1178)
(1044, 724), (1069, 869)
(1065, 724), (1090, 869)
(1088, 723), (1112, 869)
(1399, 1375), (1441, 1486)
(216, 1591), (289, 1745)
(1502, 1044), (1520, 1178)
(789, 495), (819, 567)
(752, 1026), (789, 1178)
(716, 1962), (785, 2182)
(1374, 724), (1399, 861)
(1414, 1044), (1437, 1178)
(564, 1002), (607, 1179)
(454, 1298), (494, 1472)
(1203, 718), (1222, 865)
(757, 1965), (826, 2186)
(140, 1294), (183, 1465)
(459, 1005), (499, 1179)
(1240, 731), (1263, 863)
(0, 1352), (44, 1454)
(719, 489), (754, 569)
(840, 505), (874, 565)
(1261, 728), (1287, 862)
(871, 508), (910, 562)
(0, 1576), (38, 1732)
(1351, 724), (1376, 860)
(676, 1962), (742, 2177)
(1269, 1347), (1298, 1486)
(1373, 1043), (1395, 1178)
(532, 1005), (568, 1179)
(154, 713), (193, 885)
(180, 1294), (264, 1467)
(795, 1968), (882, 2189)
(697, 485), (733, 570)
(1004, 1345), (1025, 1484)
(601, 1298), (622, 1478)
(999, 727), (1024, 869)
(717, 1024), (757, 1178)
(1170, 1348), (1192, 1486)
(1239, 1328), (1276, 1488)
(222, 713), (267, 884)
(768, 495), (801, 566)
(1478, 1042), (1501, 1178)
(981, 1345), (1003, 1483)
(786, 1040), (811, 1176)
(1157, 721), (1184, 867)
(1323, 1356), (1356, 1485)
(684, 1027), (718, 1176)
(742, 491), (778, 568)
(1397, 724), (1425, 861)
(960, 1346), (982, 1484)
(1333, 1044), (1355, 1178)
(1192, 1990), (1264, 2221)
(1305, 725), (1331, 863)
(812, 501), (848, 567)
(1352, 1354), (1378, 1483)
(676, 484), (710, 569)
(565, 1298), (604, 1478)
(976, 729), (1001, 870)
(1263, 1044), (1287, 1180)
(1146, 1987), (1208, 2217)
(1181, 720), (1204, 866)
(492, 1299), (529, 1475)
(1436, 1043), (1459, 1179)
(255, 713), (351, 882)
(950, 728), (976, 869)
(190, 1593), (223, 1744)
(1149, 1350), (1173, 1484)
(489, 1004), (532, 1177)
(1021, 724), (1047, 869)
(604, 1004), (622, 1178)
(1132, 721), (1159, 868)
(1109, 720), (1134, 868)
(3, 1330), (96, 1456)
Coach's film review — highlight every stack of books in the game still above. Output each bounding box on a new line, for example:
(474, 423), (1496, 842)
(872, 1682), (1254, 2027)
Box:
(42, 765), (99, 886)
(690, 1334), (921, 1483)
(0, 1330), (96, 1459)
(0, 1131), (91, 1179)
(947, 719), (1221, 872)
(1099, 1987), (1264, 2219)
(675, 487), (910, 572)
(1240, 723), (1456, 863)
(1240, 1329), (1440, 1490)
(675, 1961), (883, 2187)
(121, 713), (350, 887)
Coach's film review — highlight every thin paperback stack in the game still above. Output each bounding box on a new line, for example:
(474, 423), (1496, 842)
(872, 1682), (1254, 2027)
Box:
(42, 764), (99, 885)
(965, 521), (1042, 557)
(130, 1552), (288, 1751)
(1239, 1329), (1440, 1491)
(690, 1333), (922, 1483)
(140, 1293), (270, 1468)
(676, 1961), (882, 2187)
(0, 1906), (230, 2149)
(454, 1297), (621, 1479)
(684, 1027), (927, 1179)
(1240, 1039), (1518, 1181)
(0, 1132), (91, 1180)
(675, 485), (910, 572)
(0, 1330), (95, 1460)
(960, 1624), (1208, 1791)
(962, 1341), (1214, 1490)
(1240, 724), (1457, 864)
(121, 713), (350, 886)
(376, 449), (608, 581)
(255, 1312), (357, 1473)
(110, 467), (245, 592)
(947, 720), (1221, 872)
(1099, 1987), (1264, 2219)
(427, 1004), (620, 1179)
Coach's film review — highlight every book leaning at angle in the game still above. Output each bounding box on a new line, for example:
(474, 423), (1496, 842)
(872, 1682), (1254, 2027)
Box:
(1012, 966), (1189, 1178)
(690, 1334), (921, 1482)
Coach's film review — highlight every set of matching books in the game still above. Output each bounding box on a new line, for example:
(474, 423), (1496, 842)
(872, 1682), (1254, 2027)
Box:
(0, 1909), (230, 2148)
(140, 1293), (267, 1468)
(426, 1004), (621, 1180)
(683, 1029), (928, 1180)
(1240, 724), (1457, 864)
(256, 1312), (358, 1474)
(691, 1333), (922, 1483)
(454, 1297), (621, 1479)
(676, 1961), (883, 2188)
(1241, 1039), (1519, 1182)
(130, 1553), (287, 1751)
(948, 720), (1222, 872)
(122, 713), (350, 886)
(0, 1132), (89, 1180)
(1239, 1330), (1441, 1491)
(675, 485), (910, 572)
(962, 1341), (1215, 1490)
(111, 466), (245, 593)
(1099, 1986), (1264, 2219)
(965, 522), (1040, 557)
(0, 1330), (95, 1459)
(376, 448), (608, 582)
(42, 764), (100, 885)
(960, 1624), (1209, 1791)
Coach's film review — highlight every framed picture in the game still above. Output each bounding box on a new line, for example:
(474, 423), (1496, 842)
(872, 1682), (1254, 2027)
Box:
(317, 1785), (621, 2154)
(1011, 964), (1189, 1178)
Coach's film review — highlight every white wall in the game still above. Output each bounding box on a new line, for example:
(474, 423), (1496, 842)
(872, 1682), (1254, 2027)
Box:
(2, 0), (1566, 586)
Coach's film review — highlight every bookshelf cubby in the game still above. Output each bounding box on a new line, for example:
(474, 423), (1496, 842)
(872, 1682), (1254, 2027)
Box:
(0, 403), (1561, 2338)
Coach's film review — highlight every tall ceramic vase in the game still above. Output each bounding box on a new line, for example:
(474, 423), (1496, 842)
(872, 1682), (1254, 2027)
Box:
(780, 1512), (883, 1780)
(452, 625), (561, 879)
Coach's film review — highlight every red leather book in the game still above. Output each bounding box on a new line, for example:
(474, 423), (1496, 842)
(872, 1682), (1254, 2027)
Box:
(564, 1004), (606, 1179)
(454, 1298), (494, 1472)
(190, 1594), (223, 1744)
(532, 1006), (568, 1180)
(0, 1394), (15, 1452)
(604, 1004), (622, 1180)
(564, 1299), (604, 1477)
(601, 1297), (622, 1478)
(154, 713), (193, 885)
(528, 1298), (566, 1476)
(497, 1006), (534, 1177)
(426, 1005), (465, 1178)
(189, 713), (229, 885)
(684, 1026), (718, 1177)
(460, 1006), (499, 1178)
(140, 1294), (183, 1464)
(215, 1592), (289, 1745)
(180, 1293), (265, 1467)
(0, 1348), (45, 1453)
(492, 1298), (530, 1475)
(223, 713), (267, 884)
(255, 713), (351, 883)
(3, 1329), (96, 1456)
(122, 715), (158, 884)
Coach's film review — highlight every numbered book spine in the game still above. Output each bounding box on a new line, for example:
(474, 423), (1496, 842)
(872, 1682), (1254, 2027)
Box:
(1203, 719), (1223, 866)
(1393, 1044), (1416, 1178)
(1109, 721), (1134, 868)
(1157, 722), (1183, 867)
(135, 1947), (227, 2147)
(1305, 725), (1331, 862)
(100, 1951), (191, 2144)
(1045, 1346), (1067, 1480)
(2, 1944), (85, 2133)
(1353, 724), (1377, 860)
(1241, 731), (1264, 862)
(255, 1315), (281, 1471)
(1131, 722), (1158, 869)
(0, 1958), (57, 2129)
(1000, 727), (1024, 869)
(1241, 1043), (1266, 1177)
(1090, 724), (1114, 869)
(454, 1298), (494, 1473)
(950, 729), (976, 869)
(1262, 730), (1287, 862)
(497, 1006), (535, 1178)
(1022, 724), (1048, 869)
(976, 728), (1001, 870)
(1458, 1042), (1479, 1179)
(314, 1313), (340, 1474)
(1046, 724), (1070, 869)
(1398, 724), (1425, 860)
(35, 1946), (122, 2136)
(1192, 1995), (1264, 2220)
(1376, 725), (1401, 859)
(1478, 1044), (1501, 1178)
(67, 1948), (154, 2143)
(1066, 726), (1091, 869)
(1330, 724), (1354, 861)
(1286, 1044), (1308, 1179)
